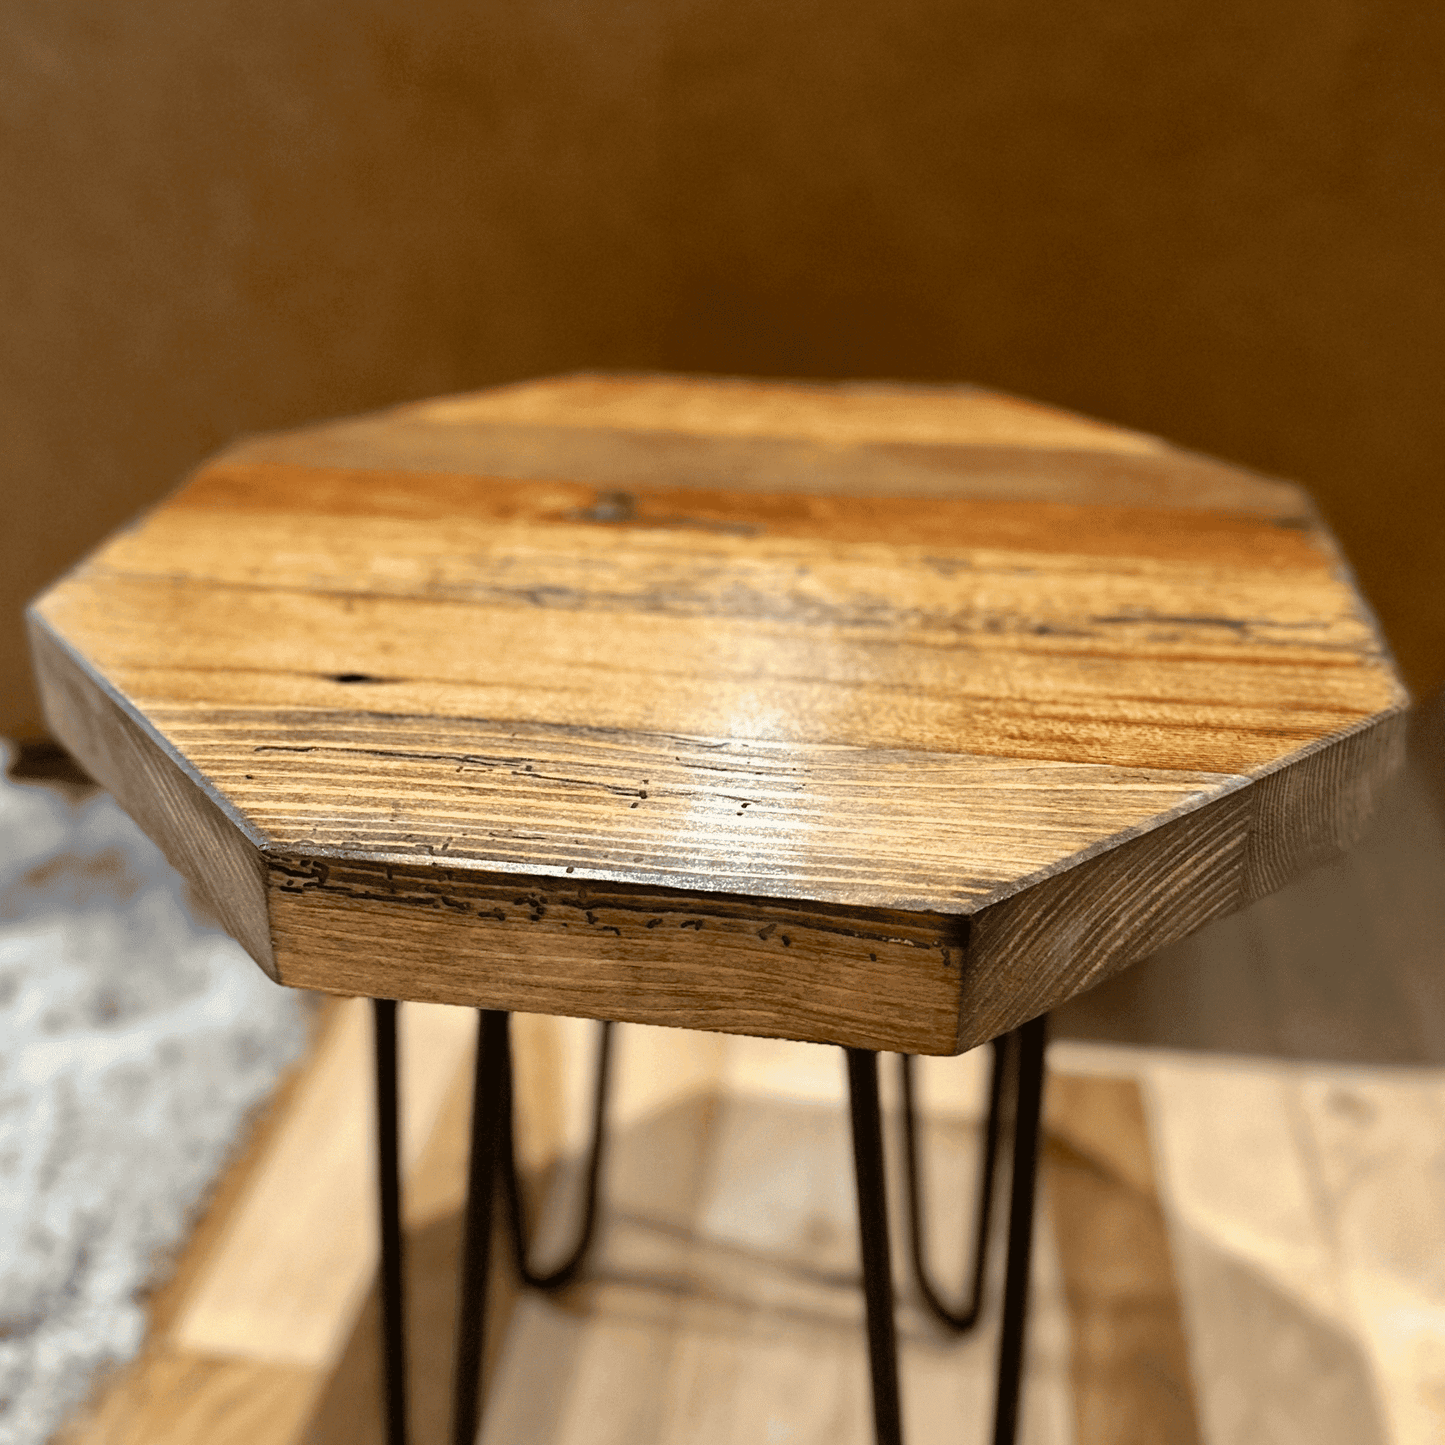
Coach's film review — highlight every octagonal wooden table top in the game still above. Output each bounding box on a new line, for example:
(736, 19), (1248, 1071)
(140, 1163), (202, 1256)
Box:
(28, 374), (1406, 1053)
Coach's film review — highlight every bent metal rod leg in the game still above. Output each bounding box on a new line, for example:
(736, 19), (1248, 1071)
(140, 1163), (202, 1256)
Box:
(501, 1019), (614, 1290)
(372, 998), (409, 1445)
(991, 1014), (1049, 1445)
(451, 1010), (511, 1445)
(846, 1047), (904, 1445)
(899, 1036), (1007, 1332)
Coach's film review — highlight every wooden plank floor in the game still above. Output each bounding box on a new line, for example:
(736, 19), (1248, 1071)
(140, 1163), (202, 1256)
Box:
(51, 1000), (1192, 1445)
(52, 993), (1445, 1445)
(1047, 691), (1445, 1445)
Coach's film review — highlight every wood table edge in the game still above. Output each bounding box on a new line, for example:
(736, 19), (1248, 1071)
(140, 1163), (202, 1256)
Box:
(26, 607), (279, 977)
(27, 595), (1408, 1057)
(959, 705), (1408, 1050)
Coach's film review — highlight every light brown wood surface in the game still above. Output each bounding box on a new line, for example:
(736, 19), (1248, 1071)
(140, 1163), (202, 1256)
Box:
(28, 375), (1405, 1051)
(1047, 1075), (1203, 1445)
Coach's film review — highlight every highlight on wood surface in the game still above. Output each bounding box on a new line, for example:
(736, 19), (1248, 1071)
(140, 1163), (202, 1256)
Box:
(27, 374), (1406, 1051)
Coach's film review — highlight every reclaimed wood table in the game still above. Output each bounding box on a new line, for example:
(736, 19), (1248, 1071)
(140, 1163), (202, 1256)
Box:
(28, 375), (1405, 1445)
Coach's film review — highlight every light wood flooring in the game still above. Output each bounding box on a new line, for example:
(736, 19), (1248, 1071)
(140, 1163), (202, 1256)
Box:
(52, 1019), (1445, 1445)
(53, 1001), (1194, 1445)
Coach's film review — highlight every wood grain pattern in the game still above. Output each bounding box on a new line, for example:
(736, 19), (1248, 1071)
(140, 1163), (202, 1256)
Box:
(228, 420), (1309, 515)
(27, 374), (1406, 1051)
(154, 709), (1234, 910)
(1047, 1075), (1205, 1445)
(26, 617), (275, 973)
(960, 714), (1406, 1050)
(404, 373), (1172, 451)
(268, 863), (967, 1054)
(56, 1354), (317, 1445)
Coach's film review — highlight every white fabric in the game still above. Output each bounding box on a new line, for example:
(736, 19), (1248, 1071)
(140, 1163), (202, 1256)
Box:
(0, 743), (310, 1444)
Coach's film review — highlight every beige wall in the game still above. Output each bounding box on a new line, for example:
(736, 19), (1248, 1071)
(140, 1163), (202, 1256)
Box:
(6, 0), (1443, 738)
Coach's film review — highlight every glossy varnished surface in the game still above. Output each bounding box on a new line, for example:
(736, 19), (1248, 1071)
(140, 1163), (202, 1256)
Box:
(28, 375), (1406, 1050)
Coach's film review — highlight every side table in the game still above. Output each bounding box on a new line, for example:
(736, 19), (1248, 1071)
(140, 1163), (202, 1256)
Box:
(28, 374), (1405, 1444)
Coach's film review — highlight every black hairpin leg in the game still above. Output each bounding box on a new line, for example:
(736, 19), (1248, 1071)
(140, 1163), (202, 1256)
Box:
(501, 1019), (614, 1291)
(372, 998), (409, 1445)
(991, 1014), (1048, 1445)
(406, 1003), (1044, 1445)
(451, 1009), (511, 1445)
(899, 1036), (1007, 1333)
(847, 1018), (1048, 1445)
(846, 1047), (905, 1445)
(447, 1013), (611, 1445)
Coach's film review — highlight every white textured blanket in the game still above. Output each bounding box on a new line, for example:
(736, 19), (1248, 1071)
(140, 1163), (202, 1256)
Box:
(0, 746), (310, 1444)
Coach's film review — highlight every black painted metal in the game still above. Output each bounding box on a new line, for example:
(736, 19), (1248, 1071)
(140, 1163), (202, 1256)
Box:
(372, 998), (408, 1445)
(451, 1010), (510, 1445)
(899, 1036), (1007, 1333)
(846, 1047), (904, 1445)
(502, 1019), (614, 1291)
(990, 1014), (1049, 1445)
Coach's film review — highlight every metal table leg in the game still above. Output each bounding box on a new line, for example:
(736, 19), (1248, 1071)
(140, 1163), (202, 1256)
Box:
(501, 1019), (614, 1291)
(847, 1046), (905, 1445)
(846, 1016), (1048, 1445)
(899, 1035), (1007, 1333)
(990, 1014), (1048, 1445)
(372, 998), (409, 1445)
(451, 1009), (510, 1445)
(382, 1007), (1047, 1445)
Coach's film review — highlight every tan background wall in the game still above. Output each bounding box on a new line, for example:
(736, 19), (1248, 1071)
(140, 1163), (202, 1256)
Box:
(6, 0), (1442, 740)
